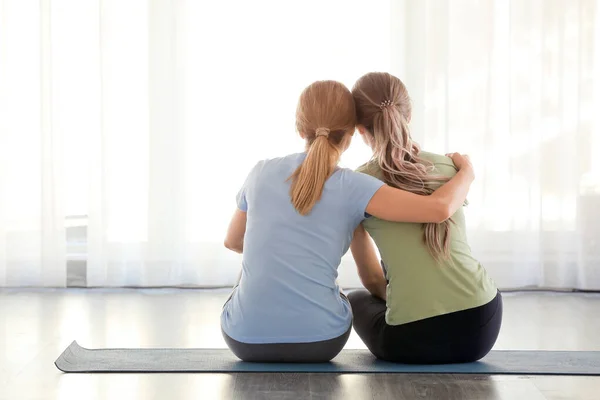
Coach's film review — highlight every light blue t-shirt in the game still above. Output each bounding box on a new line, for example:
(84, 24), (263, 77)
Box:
(220, 153), (385, 344)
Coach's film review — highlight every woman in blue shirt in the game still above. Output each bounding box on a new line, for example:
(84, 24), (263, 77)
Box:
(221, 80), (474, 362)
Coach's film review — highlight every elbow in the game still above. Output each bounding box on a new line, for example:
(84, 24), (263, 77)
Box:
(433, 200), (453, 223)
(359, 271), (387, 291)
(362, 277), (387, 300)
(224, 239), (243, 254)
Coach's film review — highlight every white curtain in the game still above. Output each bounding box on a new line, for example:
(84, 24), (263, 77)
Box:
(0, 0), (388, 287)
(1, 0), (599, 289)
(396, 0), (600, 289)
(0, 0), (66, 286)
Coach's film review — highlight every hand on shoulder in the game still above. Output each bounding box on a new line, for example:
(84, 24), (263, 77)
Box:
(445, 153), (474, 180)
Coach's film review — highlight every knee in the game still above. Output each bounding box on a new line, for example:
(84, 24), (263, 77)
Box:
(347, 289), (376, 310)
(347, 289), (371, 304)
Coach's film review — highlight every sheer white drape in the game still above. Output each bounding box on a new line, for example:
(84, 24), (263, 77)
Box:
(0, 0), (388, 287)
(0, 0), (66, 286)
(1, 0), (598, 288)
(395, 0), (600, 289)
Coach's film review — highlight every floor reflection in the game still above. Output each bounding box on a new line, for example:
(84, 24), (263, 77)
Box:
(1, 289), (600, 399)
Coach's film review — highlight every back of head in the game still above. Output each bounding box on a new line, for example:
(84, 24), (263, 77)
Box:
(352, 72), (452, 261)
(290, 80), (356, 215)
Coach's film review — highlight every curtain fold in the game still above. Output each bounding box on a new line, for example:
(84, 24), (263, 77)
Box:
(0, 0), (66, 286)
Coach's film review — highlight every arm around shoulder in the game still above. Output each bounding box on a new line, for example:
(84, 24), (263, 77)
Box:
(366, 185), (451, 223)
(365, 153), (474, 224)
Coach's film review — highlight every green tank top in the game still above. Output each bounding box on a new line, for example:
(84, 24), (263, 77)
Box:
(357, 151), (497, 326)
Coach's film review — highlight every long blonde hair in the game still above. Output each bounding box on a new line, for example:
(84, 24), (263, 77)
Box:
(290, 80), (356, 215)
(352, 72), (452, 260)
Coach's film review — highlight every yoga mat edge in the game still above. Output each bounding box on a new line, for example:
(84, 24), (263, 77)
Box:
(55, 341), (600, 376)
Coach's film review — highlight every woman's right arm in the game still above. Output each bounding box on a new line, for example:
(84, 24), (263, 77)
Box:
(350, 225), (387, 301)
(365, 153), (474, 223)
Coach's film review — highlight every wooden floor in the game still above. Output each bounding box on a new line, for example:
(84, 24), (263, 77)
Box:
(1, 289), (599, 399)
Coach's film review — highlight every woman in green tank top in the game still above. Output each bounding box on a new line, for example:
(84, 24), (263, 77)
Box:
(348, 72), (502, 364)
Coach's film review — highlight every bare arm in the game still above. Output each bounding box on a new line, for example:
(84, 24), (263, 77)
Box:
(224, 209), (247, 254)
(350, 225), (387, 301)
(366, 153), (474, 223)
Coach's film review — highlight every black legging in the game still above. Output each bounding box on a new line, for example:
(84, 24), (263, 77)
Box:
(348, 290), (503, 364)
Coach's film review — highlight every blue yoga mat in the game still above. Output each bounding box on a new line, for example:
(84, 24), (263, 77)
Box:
(55, 341), (600, 375)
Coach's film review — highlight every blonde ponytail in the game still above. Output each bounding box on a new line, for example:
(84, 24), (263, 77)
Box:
(289, 81), (357, 215)
(289, 133), (340, 215)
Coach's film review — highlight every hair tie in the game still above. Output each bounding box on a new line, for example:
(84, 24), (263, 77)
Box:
(379, 99), (393, 109)
(315, 127), (330, 138)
